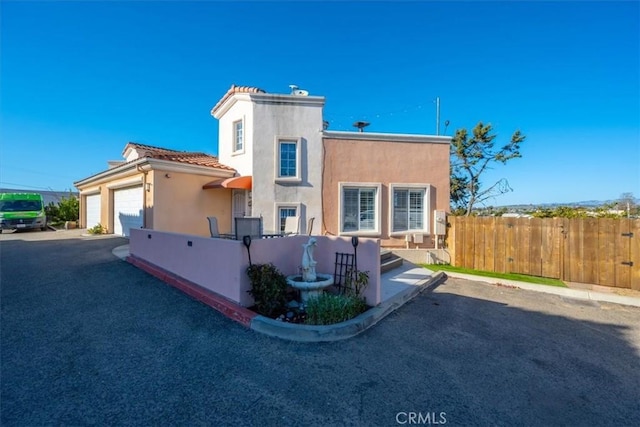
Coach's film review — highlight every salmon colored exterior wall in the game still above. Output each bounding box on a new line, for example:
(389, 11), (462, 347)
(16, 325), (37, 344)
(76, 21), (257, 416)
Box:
(151, 170), (233, 237)
(77, 168), (232, 237)
(78, 174), (144, 233)
(322, 137), (450, 248)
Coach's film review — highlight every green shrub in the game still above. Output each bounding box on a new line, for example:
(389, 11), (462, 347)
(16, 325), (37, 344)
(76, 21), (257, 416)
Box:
(87, 223), (105, 235)
(58, 195), (79, 221)
(344, 269), (369, 298)
(44, 202), (59, 222)
(44, 194), (79, 224)
(246, 263), (287, 317)
(305, 293), (367, 325)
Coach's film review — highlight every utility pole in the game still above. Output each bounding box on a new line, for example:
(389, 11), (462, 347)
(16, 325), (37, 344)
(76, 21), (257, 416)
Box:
(435, 97), (440, 135)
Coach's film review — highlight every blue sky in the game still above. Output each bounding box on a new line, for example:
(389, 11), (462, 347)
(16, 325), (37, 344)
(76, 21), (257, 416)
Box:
(1, 1), (638, 206)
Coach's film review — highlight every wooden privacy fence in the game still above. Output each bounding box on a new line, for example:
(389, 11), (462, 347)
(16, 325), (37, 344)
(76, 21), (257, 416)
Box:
(447, 216), (640, 290)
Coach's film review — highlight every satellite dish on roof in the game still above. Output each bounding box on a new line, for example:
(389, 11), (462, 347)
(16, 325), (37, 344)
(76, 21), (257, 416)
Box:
(353, 121), (370, 132)
(293, 89), (309, 96)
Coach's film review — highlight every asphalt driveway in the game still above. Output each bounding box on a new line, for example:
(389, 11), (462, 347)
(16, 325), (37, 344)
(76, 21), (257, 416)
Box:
(2, 230), (639, 426)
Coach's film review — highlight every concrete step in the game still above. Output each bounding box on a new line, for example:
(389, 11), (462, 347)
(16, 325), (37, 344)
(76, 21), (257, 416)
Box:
(380, 249), (395, 262)
(381, 250), (403, 274)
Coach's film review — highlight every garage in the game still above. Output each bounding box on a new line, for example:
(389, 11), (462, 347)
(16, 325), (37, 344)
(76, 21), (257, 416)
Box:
(113, 186), (143, 237)
(85, 194), (101, 230)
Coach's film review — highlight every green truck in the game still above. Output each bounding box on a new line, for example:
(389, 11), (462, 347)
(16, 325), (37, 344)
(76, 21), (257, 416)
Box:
(0, 193), (48, 233)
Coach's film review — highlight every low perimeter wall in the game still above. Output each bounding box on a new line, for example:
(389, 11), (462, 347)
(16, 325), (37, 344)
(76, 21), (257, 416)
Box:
(129, 229), (381, 307)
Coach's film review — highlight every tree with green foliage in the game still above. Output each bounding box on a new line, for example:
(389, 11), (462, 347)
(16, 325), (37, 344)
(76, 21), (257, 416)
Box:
(45, 194), (79, 223)
(450, 122), (526, 216)
(531, 206), (588, 218)
(530, 205), (627, 219)
(449, 174), (470, 216)
(44, 202), (59, 221)
(57, 195), (79, 221)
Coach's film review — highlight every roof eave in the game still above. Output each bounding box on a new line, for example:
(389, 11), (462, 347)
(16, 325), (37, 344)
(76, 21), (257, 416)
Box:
(211, 93), (252, 119)
(74, 158), (147, 189)
(145, 158), (236, 177)
(74, 158), (236, 189)
(249, 93), (325, 107)
(322, 130), (452, 144)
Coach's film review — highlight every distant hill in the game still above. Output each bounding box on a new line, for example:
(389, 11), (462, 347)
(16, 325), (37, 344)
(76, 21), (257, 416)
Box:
(0, 188), (78, 206)
(499, 198), (639, 209)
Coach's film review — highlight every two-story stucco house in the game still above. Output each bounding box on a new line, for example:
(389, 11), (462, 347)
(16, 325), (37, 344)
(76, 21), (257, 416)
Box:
(209, 85), (326, 237)
(210, 84), (451, 248)
(75, 84), (451, 248)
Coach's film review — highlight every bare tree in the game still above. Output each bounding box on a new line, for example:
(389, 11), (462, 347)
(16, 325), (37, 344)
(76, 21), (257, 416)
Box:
(618, 192), (637, 218)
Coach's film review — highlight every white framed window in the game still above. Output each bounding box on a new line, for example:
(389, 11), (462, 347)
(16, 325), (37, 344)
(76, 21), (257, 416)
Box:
(339, 182), (381, 236)
(233, 120), (243, 153)
(278, 207), (297, 232)
(274, 202), (301, 233)
(275, 137), (301, 183)
(390, 184), (431, 234)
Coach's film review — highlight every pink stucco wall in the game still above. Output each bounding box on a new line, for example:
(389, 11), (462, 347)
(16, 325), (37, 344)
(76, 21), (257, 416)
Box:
(129, 229), (381, 307)
(322, 137), (450, 248)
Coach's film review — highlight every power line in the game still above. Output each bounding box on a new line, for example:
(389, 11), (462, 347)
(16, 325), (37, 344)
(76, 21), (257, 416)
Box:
(0, 181), (74, 191)
(324, 103), (430, 131)
(0, 165), (77, 180)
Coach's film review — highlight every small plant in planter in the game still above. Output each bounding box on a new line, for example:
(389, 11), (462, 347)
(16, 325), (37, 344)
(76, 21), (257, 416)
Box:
(344, 269), (369, 298)
(305, 293), (367, 325)
(305, 269), (370, 325)
(87, 223), (106, 235)
(246, 263), (287, 317)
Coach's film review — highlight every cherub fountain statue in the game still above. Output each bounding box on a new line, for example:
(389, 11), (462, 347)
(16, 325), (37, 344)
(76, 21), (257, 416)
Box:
(287, 237), (334, 303)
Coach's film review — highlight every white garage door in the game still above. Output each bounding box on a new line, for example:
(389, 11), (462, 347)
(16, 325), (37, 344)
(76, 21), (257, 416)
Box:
(85, 194), (101, 229)
(113, 186), (143, 237)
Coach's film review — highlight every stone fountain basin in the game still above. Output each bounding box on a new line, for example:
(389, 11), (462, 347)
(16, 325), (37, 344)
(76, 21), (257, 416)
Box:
(286, 274), (334, 303)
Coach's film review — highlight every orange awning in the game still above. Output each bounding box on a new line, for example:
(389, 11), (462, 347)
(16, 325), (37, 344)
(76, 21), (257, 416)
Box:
(202, 175), (252, 190)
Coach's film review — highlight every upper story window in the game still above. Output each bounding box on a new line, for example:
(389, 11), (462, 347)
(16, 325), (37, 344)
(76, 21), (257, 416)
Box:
(339, 183), (381, 235)
(233, 120), (243, 153)
(279, 141), (297, 177)
(390, 184), (430, 234)
(275, 137), (302, 183)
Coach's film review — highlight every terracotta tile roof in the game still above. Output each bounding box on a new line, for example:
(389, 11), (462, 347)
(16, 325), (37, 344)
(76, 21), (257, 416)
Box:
(123, 142), (182, 157)
(211, 84), (266, 114)
(153, 152), (235, 171)
(125, 142), (235, 171)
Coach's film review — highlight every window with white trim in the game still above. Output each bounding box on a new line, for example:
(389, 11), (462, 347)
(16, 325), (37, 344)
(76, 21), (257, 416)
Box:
(275, 137), (301, 182)
(340, 184), (380, 233)
(391, 185), (429, 233)
(279, 141), (296, 177)
(278, 206), (297, 233)
(233, 120), (243, 152)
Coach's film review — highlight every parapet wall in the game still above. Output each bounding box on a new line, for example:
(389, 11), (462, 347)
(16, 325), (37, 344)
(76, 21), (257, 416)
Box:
(129, 229), (381, 307)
